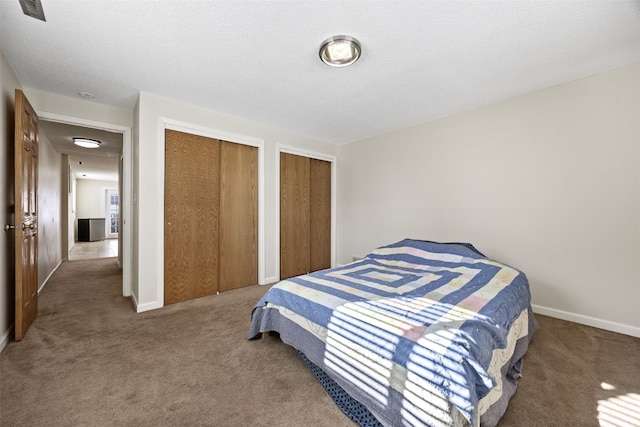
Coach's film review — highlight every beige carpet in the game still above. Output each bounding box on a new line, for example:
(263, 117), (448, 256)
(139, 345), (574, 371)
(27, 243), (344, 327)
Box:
(1, 258), (638, 426)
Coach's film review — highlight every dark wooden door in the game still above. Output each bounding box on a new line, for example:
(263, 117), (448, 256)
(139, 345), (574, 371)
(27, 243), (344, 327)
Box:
(13, 90), (39, 341)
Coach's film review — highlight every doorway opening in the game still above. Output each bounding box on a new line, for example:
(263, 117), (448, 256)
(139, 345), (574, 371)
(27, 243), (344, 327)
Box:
(37, 113), (132, 297)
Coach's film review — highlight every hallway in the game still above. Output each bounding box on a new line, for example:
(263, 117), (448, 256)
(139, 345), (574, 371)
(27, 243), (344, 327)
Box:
(69, 239), (118, 260)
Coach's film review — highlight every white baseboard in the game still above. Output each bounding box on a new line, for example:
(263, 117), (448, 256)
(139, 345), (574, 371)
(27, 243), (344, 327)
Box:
(38, 259), (63, 295)
(0, 324), (14, 354)
(134, 298), (162, 313)
(532, 304), (640, 338)
(261, 276), (278, 285)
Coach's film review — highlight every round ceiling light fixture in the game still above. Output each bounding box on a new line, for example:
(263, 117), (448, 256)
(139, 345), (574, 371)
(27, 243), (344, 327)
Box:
(319, 35), (361, 67)
(73, 137), (101, 149)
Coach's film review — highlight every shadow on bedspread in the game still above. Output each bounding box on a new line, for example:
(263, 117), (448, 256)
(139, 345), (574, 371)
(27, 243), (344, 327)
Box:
(247, 239), (537, 427)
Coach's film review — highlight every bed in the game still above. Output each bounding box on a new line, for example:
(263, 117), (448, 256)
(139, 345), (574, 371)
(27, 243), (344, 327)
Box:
(247, 239), (537, 426)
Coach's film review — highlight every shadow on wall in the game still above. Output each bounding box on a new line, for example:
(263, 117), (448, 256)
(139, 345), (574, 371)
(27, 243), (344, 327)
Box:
(3, 90), (16, 325)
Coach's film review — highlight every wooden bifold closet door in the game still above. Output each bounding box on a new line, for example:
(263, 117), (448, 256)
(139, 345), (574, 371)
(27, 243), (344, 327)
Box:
(280, 152), (331, 280)
(219, 141), (258, 292)
(164, 129), (257, 305)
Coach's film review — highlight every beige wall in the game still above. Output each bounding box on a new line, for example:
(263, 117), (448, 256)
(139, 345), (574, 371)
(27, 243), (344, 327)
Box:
(37, 131), (63, 288)
(75, 179), (118, 219)
(337, 64), (640, 335)
(133, 92), (337, 311)
(21, 88), (133, 129)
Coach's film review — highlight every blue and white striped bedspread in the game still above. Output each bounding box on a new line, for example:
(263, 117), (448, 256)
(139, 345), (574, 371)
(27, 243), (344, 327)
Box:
(248, 239), (535, 426)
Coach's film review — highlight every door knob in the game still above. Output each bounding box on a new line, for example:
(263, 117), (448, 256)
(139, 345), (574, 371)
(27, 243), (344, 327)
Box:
(3, 223), (35, 231)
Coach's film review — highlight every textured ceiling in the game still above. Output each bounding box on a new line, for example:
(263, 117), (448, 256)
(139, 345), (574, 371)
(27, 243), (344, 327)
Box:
(1, 1), (640, 146)
(38, 121), (122, 181)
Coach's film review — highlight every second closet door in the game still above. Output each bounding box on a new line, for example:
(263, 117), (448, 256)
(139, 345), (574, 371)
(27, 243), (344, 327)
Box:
(280, 152), (331, 280)
(309, 157), (331, 272)
(280, 152), (310, 279)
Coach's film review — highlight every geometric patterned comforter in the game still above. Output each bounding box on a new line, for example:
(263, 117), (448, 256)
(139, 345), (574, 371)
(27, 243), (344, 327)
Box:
(248, 239), (537, 427)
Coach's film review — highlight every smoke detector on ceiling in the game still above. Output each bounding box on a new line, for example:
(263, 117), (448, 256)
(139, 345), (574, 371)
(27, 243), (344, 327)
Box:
(19, 0), (46, 22)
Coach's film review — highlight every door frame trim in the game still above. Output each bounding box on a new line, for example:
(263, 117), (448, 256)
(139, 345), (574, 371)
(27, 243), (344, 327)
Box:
(158, 118), (266, 307)
(276, 144), (337, 282)
(37, 112), (133, 297)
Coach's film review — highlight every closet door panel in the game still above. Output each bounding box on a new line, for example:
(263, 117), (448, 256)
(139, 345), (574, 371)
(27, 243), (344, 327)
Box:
(164, 130), (220, 304)
(219, 141), (258, 292)
(280, 152), (310, 280)
(309, 158), (331, 272)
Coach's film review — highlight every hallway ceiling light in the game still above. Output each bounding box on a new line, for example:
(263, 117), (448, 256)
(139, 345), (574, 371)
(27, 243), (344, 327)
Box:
(73, 138), (101, 149)
(319, 35), (361, 67)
